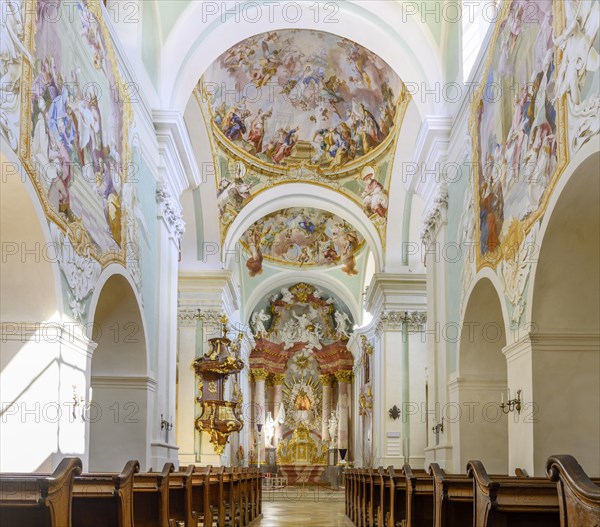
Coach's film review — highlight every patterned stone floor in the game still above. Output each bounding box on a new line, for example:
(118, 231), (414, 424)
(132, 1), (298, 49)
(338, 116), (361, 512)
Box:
(256, 488), (350, 526)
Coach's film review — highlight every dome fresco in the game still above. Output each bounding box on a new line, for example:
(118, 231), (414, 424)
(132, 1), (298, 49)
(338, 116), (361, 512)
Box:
(200, 29), (404, 170)
(240, 208), (365, 277)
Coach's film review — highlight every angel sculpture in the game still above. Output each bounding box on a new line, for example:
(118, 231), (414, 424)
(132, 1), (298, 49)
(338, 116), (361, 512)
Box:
(334, 311), (352, 339)
(251, 309), (270, 338)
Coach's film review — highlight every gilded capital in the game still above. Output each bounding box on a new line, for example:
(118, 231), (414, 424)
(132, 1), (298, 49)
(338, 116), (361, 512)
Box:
(270, 373), (286, 385)
(335, 370), (354, 384)
(319, 374), (334, 386)
(250, 368), (269, 382)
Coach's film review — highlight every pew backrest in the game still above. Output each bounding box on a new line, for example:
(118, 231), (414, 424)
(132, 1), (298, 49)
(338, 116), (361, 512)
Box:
(0, 457), (82, 527)
(546, 454), (600, 527)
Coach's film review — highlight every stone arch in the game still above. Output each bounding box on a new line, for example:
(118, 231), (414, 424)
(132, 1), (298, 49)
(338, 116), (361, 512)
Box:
(87, 271), (152, 471)
(453, 276), (508, 473)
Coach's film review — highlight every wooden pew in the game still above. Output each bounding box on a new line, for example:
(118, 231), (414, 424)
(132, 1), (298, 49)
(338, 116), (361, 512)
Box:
(356, 468), (367, 527)
(546, 454), (600, 527)
(168, 465), (194, 527)
(133, 463), (174, 527)
(388, 466), (408, 527)
(429, 463), (473, 527)
(404, 465), (434, 527)
(222, 467), (238, 527)
(429, 463), (532, 527)
(0, 457), (82, 527)
(238, 468), (251, 526)
(345, 468), (355, 523)
(191, 465), (212, 527)
(72, 459), (139, 527)
(467, 460), (560, 527)
(376, 467), (391, 527)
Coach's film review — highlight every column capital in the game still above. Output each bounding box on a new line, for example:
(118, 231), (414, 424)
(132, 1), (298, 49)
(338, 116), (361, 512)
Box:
(177, 307), (198, 327)
(319, 374), (335, 386)
(250, 368), (269, 382)
(269, 373), (286, 386)
(335, 370), (354, 384)
(377, 310), (427, 335)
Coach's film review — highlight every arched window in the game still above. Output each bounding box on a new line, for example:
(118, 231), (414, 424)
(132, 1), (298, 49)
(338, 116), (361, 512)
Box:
(462, 0), (500, 81)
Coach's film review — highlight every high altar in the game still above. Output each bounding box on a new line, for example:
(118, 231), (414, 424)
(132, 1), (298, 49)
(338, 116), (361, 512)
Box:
(248, 283), (355, 476)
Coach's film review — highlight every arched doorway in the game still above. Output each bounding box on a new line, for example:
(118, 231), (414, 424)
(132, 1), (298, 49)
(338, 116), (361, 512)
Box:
(455, 277), (508, 473)
(529, 150), (600, 474)
(88, 273), (151, 471)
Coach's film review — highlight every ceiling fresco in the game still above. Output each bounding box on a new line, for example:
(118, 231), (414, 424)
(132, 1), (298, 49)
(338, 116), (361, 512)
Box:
(201, 29), (403, 170)
(240, 207), (365, 277)
(195, 29), (411, 247)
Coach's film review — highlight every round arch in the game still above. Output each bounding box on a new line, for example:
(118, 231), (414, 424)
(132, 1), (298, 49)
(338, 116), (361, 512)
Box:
(223, 182), (385, 273)
(524, 141), (600, 328)
(244, 271), (361, 324)
(524, 143), (599, 475)
(87, 270), (152, 471)
(454, 276), (508, 474)
(162, 2), (443, 118)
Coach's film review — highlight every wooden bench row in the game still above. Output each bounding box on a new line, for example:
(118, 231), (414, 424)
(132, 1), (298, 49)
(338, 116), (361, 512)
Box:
(345, 455), (600, 527)
(0, 458), (263, 527)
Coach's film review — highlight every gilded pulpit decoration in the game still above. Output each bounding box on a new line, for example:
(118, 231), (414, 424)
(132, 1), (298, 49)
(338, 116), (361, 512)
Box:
(193, 315), (245, 455)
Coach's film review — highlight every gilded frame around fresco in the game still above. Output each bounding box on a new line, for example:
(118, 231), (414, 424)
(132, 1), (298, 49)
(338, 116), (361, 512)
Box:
(18, 0), (133, 267)
(469, 0), (569, 271)
(193, 78), (411, 250)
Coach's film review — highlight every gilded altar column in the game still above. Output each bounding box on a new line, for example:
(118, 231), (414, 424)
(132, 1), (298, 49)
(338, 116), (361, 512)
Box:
(271, 374), (286, 446)
(335, 370), (353, 451)
(320, 374), (334, 442)
(251, 369), (268, 460)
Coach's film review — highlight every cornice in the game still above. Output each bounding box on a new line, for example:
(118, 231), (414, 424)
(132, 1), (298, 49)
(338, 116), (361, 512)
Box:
(153, 110), (202, 194)
(0, 322), (96, 359)
(409, 115), (452, 207)
(178, 270), (240, 313)
(364, 273), (427, 317)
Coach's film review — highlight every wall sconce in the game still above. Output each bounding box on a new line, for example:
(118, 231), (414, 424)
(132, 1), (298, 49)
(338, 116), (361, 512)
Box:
(388, 405), (401, 420)
(431, 417), (444, 434)
(160, 414), (173, 431)
(72, 385), (84, 420)
(500, 389), (522, 414)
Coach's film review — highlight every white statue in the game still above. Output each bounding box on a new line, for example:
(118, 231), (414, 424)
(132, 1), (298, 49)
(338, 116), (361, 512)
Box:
(328, 410), (339, 447)
(334, 311), (352, 338)
(280, 288), (293, 303)
(280, 319), (300, 350)
(292, 311), (311, 341)
(553, 0), (599, 105)
(307, 305), (319, 320)
(307, 322), (324, 350)
(264, 411), (276, 447)
(251, 309), (270, 338)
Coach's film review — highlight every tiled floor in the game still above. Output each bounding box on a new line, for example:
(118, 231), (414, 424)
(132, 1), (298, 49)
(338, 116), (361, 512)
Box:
(256, 488), (351, 526)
